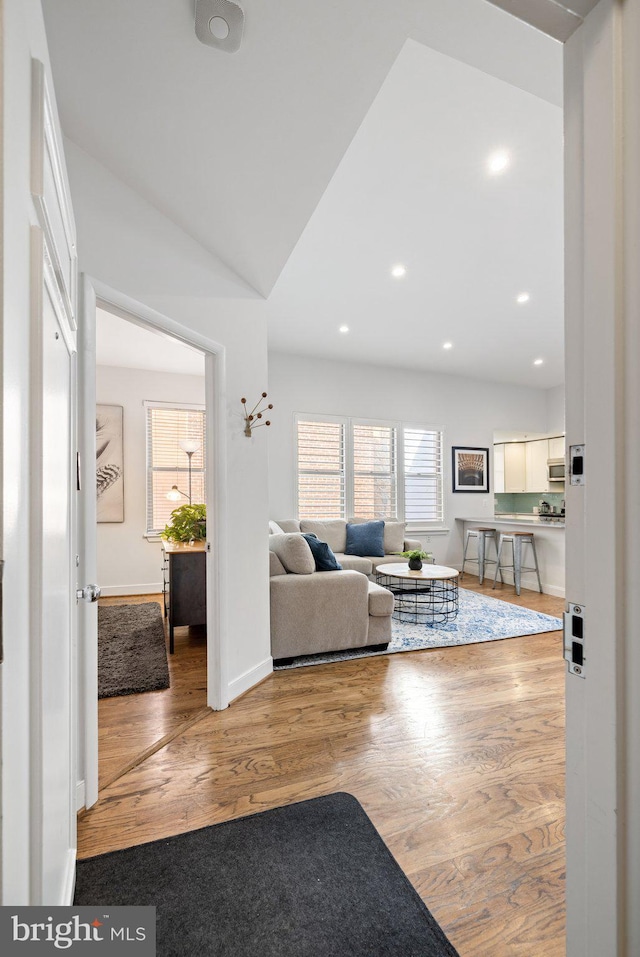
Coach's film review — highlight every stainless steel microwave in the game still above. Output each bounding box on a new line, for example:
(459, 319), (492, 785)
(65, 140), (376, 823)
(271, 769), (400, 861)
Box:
(547, 458), (565, 482)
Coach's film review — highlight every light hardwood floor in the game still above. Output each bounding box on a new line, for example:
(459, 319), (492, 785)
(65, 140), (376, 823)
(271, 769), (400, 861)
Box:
(88, 580), (565, 957)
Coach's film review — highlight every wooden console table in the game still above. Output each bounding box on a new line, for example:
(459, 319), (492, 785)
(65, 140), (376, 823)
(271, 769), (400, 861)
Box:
(161, 541), (206, 653)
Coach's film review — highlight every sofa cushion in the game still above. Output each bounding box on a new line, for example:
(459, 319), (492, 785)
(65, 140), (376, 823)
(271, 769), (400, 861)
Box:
(269, 533), (315, 575)
(369, 554), (409, 571)
(367, 582), (395, 617)
(300, 520), (347, 553)
(383, 521), (406, 554)
(302, 533), (342, 572)
(269, 520), (285, 535)
(274, 519), (301, 533)
(335, 554), (373, 575)
(269, 551), (287, 577)
(345, 520), (385, 558)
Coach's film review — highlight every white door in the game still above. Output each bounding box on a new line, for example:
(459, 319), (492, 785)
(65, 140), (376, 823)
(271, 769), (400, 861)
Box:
(30, 59), (81, 904)
(35, 230), (76, 902)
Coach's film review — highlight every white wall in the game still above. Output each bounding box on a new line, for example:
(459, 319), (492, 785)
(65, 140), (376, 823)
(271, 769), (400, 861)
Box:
(546, 383), (565, 434)
(96, 365), (205, 595)
(267, 351), (549, 567)
(65, 141), (272, 702)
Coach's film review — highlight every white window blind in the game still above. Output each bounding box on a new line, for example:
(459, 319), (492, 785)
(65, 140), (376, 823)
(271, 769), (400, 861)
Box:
(145, 404), (206, 534)
(403, 427), (444, 523)
(352, 423), (397, 519)
(297, 419), (345, 519)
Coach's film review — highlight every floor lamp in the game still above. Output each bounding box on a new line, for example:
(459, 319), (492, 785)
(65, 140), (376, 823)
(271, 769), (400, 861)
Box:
(167, 438), (201, 505)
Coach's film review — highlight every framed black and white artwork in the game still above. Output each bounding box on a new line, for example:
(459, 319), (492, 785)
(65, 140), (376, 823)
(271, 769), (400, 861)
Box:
(96, 404), (124, 522)
(452, 446), (490, 493)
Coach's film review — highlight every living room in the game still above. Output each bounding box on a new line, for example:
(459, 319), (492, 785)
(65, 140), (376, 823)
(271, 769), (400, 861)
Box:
(6, 1), (638, 954)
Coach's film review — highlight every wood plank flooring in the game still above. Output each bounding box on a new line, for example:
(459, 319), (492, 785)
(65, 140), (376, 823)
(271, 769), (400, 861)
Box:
(87, 580), (565, 957)
(97, 595), (208, 789)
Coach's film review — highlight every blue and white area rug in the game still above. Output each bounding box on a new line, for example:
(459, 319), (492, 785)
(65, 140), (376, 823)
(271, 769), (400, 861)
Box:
(274, 588), (562, 670)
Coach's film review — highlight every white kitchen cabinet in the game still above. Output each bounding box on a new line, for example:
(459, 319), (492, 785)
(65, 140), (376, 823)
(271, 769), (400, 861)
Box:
(504, 442), (526, 492)
(548, 436), (565, 459)
(493, 443), (505, 493)
(525, 439), (550, 492)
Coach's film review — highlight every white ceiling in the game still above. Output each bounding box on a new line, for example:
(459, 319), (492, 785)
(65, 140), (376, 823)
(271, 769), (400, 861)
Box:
(96, 308), (205, 376)
(43, 0), (564, 390)
(266, 40), (564, 388)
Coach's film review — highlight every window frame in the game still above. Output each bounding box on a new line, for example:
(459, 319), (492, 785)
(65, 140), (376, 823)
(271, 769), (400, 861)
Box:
(294, 413), (445, 528)
(294, 412), (347, 521)
(144, 400), (207, 536)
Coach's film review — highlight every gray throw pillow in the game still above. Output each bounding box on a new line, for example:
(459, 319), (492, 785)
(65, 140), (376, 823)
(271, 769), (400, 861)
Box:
(268, 533), (315, 575)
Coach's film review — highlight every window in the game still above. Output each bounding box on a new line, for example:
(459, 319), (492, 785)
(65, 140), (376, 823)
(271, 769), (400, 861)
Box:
(296, 416), (443, 526)
(403, 427), (444, 524)
(297, 419), (345, 519)
(145, 402), (206, 534)
(353, 423), (397, 518)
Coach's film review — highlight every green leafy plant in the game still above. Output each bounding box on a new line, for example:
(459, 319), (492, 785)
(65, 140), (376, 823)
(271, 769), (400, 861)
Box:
(162, 503), (206, 543)
(398, 549), (433, 561)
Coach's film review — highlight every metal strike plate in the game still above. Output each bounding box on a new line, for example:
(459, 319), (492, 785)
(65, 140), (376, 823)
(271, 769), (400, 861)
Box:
(564, 602), (585, 677)
(570, 444), (585, 486)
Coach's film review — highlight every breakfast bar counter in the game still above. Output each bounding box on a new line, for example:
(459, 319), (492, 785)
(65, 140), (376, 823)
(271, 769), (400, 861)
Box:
(456, 517), (565, 597)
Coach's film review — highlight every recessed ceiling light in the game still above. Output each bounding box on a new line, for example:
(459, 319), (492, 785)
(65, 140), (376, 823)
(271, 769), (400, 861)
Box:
(488, 151), (510, 174)
(516, 292), (530, 304)
(443, 342), (453, 350)
(391, 264), (406, 278)
(339, 325), (349, 334)
(533, 358), (544, 366)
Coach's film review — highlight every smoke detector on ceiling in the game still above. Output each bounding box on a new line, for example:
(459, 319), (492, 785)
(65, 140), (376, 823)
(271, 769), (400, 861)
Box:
(195, 0), (244, 54)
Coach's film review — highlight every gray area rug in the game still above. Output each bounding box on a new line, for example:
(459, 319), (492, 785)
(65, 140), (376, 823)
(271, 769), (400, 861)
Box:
(74, 792), (460, 956)
(98, 602), (170, 698)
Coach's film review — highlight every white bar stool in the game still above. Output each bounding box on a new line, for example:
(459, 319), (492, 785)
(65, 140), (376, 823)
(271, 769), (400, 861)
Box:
(493, 531), (542, 596)
(461, 527), (498, 585)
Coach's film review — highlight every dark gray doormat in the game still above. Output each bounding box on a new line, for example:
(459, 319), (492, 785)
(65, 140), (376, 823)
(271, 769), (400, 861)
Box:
(74, 792), (460, 956)
(98, 602), (170, 698)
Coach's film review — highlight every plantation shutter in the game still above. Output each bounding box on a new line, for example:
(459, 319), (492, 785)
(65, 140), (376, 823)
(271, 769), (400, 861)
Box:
(145, 403), (206, 534)
(352, 423), (397, 519)
(297, 419), (346, 519)
(403, 427), (443, 523)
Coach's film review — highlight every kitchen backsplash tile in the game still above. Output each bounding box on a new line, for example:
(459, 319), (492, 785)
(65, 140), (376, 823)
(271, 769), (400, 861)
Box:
(495, 492), (565, 515)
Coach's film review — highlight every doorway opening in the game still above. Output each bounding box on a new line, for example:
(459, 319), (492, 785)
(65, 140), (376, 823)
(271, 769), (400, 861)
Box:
(93, 302), (211, 792)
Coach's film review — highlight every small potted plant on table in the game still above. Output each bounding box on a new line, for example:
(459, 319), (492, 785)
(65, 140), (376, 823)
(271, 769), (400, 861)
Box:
(399, 548), (434, 571)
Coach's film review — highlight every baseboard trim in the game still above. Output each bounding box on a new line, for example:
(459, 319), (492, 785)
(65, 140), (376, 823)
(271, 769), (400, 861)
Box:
(99, 583), (163, 597)
(62, 849), (76, 905)
(228, 657), (273, 703)
(455, 567), (565, 599)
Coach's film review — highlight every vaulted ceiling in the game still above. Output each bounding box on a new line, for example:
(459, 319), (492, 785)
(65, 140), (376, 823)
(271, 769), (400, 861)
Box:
(44, 0), (568, 387)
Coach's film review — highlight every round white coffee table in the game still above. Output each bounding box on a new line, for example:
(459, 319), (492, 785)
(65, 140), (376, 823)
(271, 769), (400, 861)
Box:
(375, 563), (460, 625)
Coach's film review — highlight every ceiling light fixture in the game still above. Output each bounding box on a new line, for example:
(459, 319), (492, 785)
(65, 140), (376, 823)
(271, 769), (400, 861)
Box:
(443, 342), (453, 350)
(488, 151), (510, 174)
(391, 264), (406, 278)
(339, 325), (349, 334)
(195, 0), (244, 53)
(516, 292), (530, 304)
(533, 358), (544, 366)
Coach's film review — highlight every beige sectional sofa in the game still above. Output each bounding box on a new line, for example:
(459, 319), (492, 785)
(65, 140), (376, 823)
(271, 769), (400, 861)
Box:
(272, 519), (422, 577)
(269, 534), (394, 661)
(268, 519), (421, 662)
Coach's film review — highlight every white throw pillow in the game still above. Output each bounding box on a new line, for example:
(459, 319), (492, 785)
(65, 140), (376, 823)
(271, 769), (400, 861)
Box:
(268, 533), (315, 575)
(269, 520), (285, 535)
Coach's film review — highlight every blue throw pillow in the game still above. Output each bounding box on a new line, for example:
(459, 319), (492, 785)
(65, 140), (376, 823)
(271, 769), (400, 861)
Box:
(345, 520), (385, 558)
(302, 533), (343, 572)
